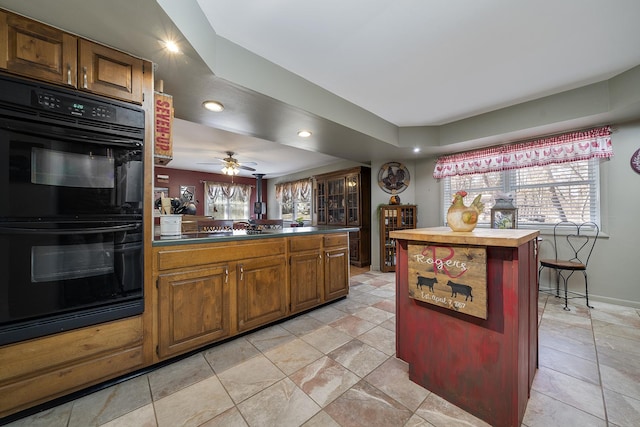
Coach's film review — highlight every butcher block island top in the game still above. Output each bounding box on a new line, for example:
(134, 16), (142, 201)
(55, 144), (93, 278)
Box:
(390, 226), (539, 247)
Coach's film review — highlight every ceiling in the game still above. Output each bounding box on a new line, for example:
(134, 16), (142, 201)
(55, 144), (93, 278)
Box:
(2, 0), (640, 178)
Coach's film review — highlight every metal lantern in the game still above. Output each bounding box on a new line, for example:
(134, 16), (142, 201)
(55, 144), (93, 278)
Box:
(491, 198), (518, 229)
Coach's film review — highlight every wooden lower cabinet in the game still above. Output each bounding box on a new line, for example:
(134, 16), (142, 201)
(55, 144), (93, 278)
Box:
(289, 237), (323, 313)
(0, 316), (144, 418)
(157, 264), (230, 359)
(237, 255), (288, 332)
(324, 234), (350, 300)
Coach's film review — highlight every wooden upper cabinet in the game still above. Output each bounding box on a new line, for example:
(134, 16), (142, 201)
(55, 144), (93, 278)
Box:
(78, 39), (143, 103)
(0, 10), (144, 104)
(0, 10), (77, 86)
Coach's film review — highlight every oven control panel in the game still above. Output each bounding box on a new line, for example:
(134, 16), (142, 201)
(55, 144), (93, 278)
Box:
(33, 91), (117, 120)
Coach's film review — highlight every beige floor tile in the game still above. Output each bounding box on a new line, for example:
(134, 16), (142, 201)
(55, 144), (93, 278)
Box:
(603, 388), (640, 427)
(301, 325), (353, 354)
(100, 404), (156, 427)
(531, 366), (605, 419)
(324, 380), (413, 427)
(353, 306), (395, 325)
(403, 414), (433, 426)
(217, 354), (285, 404)
(236, 378), (320, 427)
(279, 314), (326, 337)
(4, 402), (73, 427)
(328, 339), (389, 378)
(414, 393), (492, 427)
(522, 389), (607, 427)
(264, 338), (323, 375)
(148, 353), (214, 400)
(153, 376), (234, 427)
(289, 356), (360, 407)
(306, 305), (349, 324)
(537, 325), (597, 362)
(600, 363), (640, 400)
(538, 345), (600, 385)
(357, 325), (396, 355)
(364, 357), (430, 412)
(373, 299), (396, 314)
(68, 375), (151, 427)
(592, 318), (640, 342)
(329, 314), (376, 337)
(203, 337), (260, 374)
(245, 324), (295, 353)
(302, 410), (341, 427)
(199, 407), (248, 426)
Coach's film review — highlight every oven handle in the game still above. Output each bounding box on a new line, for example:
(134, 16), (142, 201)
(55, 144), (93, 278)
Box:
(0, 223), (141, 235)
(2, 123), (143, 148)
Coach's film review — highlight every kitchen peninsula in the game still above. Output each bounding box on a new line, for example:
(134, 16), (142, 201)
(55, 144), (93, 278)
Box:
(391, 227), (539, 427)
(152, 225), (355, 359)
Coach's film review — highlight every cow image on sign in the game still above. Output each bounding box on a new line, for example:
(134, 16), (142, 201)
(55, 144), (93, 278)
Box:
(408, 244), (487, 319)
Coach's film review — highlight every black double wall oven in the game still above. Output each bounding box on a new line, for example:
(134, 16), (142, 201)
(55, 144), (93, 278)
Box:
(0, 74), (145, 346)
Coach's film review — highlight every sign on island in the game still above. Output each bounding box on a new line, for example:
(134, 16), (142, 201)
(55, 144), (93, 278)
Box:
(407, 244), (487, 319)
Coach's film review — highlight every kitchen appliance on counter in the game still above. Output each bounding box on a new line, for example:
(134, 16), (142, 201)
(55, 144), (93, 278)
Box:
(0, 74), (145, 346)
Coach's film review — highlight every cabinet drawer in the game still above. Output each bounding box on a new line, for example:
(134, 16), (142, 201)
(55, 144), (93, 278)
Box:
(324, 234), (348, 247)
(289, 236), (322, 252)
(156, 239), (285, 271)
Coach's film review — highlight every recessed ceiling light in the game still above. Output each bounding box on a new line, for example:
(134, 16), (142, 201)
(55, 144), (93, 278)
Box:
(413, 147), (421, 153)
(163, 40), (180, 53)
(203, 100), (224, 112)
(297, 130), (312, 138)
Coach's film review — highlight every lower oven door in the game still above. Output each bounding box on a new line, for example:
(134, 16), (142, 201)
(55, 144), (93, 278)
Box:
(0, 221), (143, 345)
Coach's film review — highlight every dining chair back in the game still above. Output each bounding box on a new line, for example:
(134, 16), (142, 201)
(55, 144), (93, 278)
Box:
(538, 221), (599, 310)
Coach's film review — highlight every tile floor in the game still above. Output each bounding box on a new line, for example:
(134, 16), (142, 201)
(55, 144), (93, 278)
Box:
(4, 271), (640, 427)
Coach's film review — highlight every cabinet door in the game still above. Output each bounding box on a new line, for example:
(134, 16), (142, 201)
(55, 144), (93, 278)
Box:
(316, 180), (327, 224)
(327, 177), (345, 225)
(157, 265), (230, 358)
(290, 252), (322, 313)
(0, 11), (77, 86)
(346, 174), (360, 226)
(78, 39), (143, 103)
(324, 247), (349, 300)
(237, 255), (287, 332)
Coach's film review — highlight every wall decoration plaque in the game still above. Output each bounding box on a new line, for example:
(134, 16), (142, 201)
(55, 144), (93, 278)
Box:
(378, 162), (410, 194)
(631, 147), (640, 174)
(408, 243), (488, 319)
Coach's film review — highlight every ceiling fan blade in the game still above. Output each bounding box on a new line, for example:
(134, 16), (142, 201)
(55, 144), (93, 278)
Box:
(239, 164), (256, 171)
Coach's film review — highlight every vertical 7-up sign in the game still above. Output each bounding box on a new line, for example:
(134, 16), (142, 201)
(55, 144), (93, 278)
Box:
(408, 244), (487, 319)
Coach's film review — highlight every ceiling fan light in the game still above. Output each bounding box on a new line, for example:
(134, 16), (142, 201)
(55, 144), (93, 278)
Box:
(203, 100), (224, 112)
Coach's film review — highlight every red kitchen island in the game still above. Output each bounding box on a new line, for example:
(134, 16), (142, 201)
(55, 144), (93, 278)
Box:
(390, 227), (539, 427)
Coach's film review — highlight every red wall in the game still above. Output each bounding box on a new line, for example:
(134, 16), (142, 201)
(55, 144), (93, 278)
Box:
(154, 167), (268, 218)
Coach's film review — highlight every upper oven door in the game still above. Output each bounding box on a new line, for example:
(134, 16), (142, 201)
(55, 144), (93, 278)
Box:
(0, 120), (143, 220)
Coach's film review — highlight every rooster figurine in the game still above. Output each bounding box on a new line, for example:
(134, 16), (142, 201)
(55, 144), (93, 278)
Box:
(446, 191), (484, 232)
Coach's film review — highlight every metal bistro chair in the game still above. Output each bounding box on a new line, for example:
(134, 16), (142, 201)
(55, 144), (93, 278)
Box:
(538, 221), (599, 311)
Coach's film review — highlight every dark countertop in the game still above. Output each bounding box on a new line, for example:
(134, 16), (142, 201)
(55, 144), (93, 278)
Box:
(153, 225), (359, 247)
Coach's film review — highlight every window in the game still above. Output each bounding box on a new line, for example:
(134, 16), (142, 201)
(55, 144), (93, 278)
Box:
(436, 126), (612, 229)
(204, 182), (252, 219)
(276, 179), (312, 222)
(443, 158), (600, 228)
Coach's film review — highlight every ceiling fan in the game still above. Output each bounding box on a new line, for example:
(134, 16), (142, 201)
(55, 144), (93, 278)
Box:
(198, 151), (257, 175)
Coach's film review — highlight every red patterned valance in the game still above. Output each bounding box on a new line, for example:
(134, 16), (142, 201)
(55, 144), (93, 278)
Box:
(433, 126), (613, 179)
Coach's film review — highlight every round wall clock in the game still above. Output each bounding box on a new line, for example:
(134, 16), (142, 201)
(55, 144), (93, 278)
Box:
(378, 162), (410, 194)
(631, 147), (640, 175)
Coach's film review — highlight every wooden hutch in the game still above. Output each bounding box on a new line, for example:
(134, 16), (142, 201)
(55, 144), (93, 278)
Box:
(314, 166), (371, 267)
(379, 204), (417, 272)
